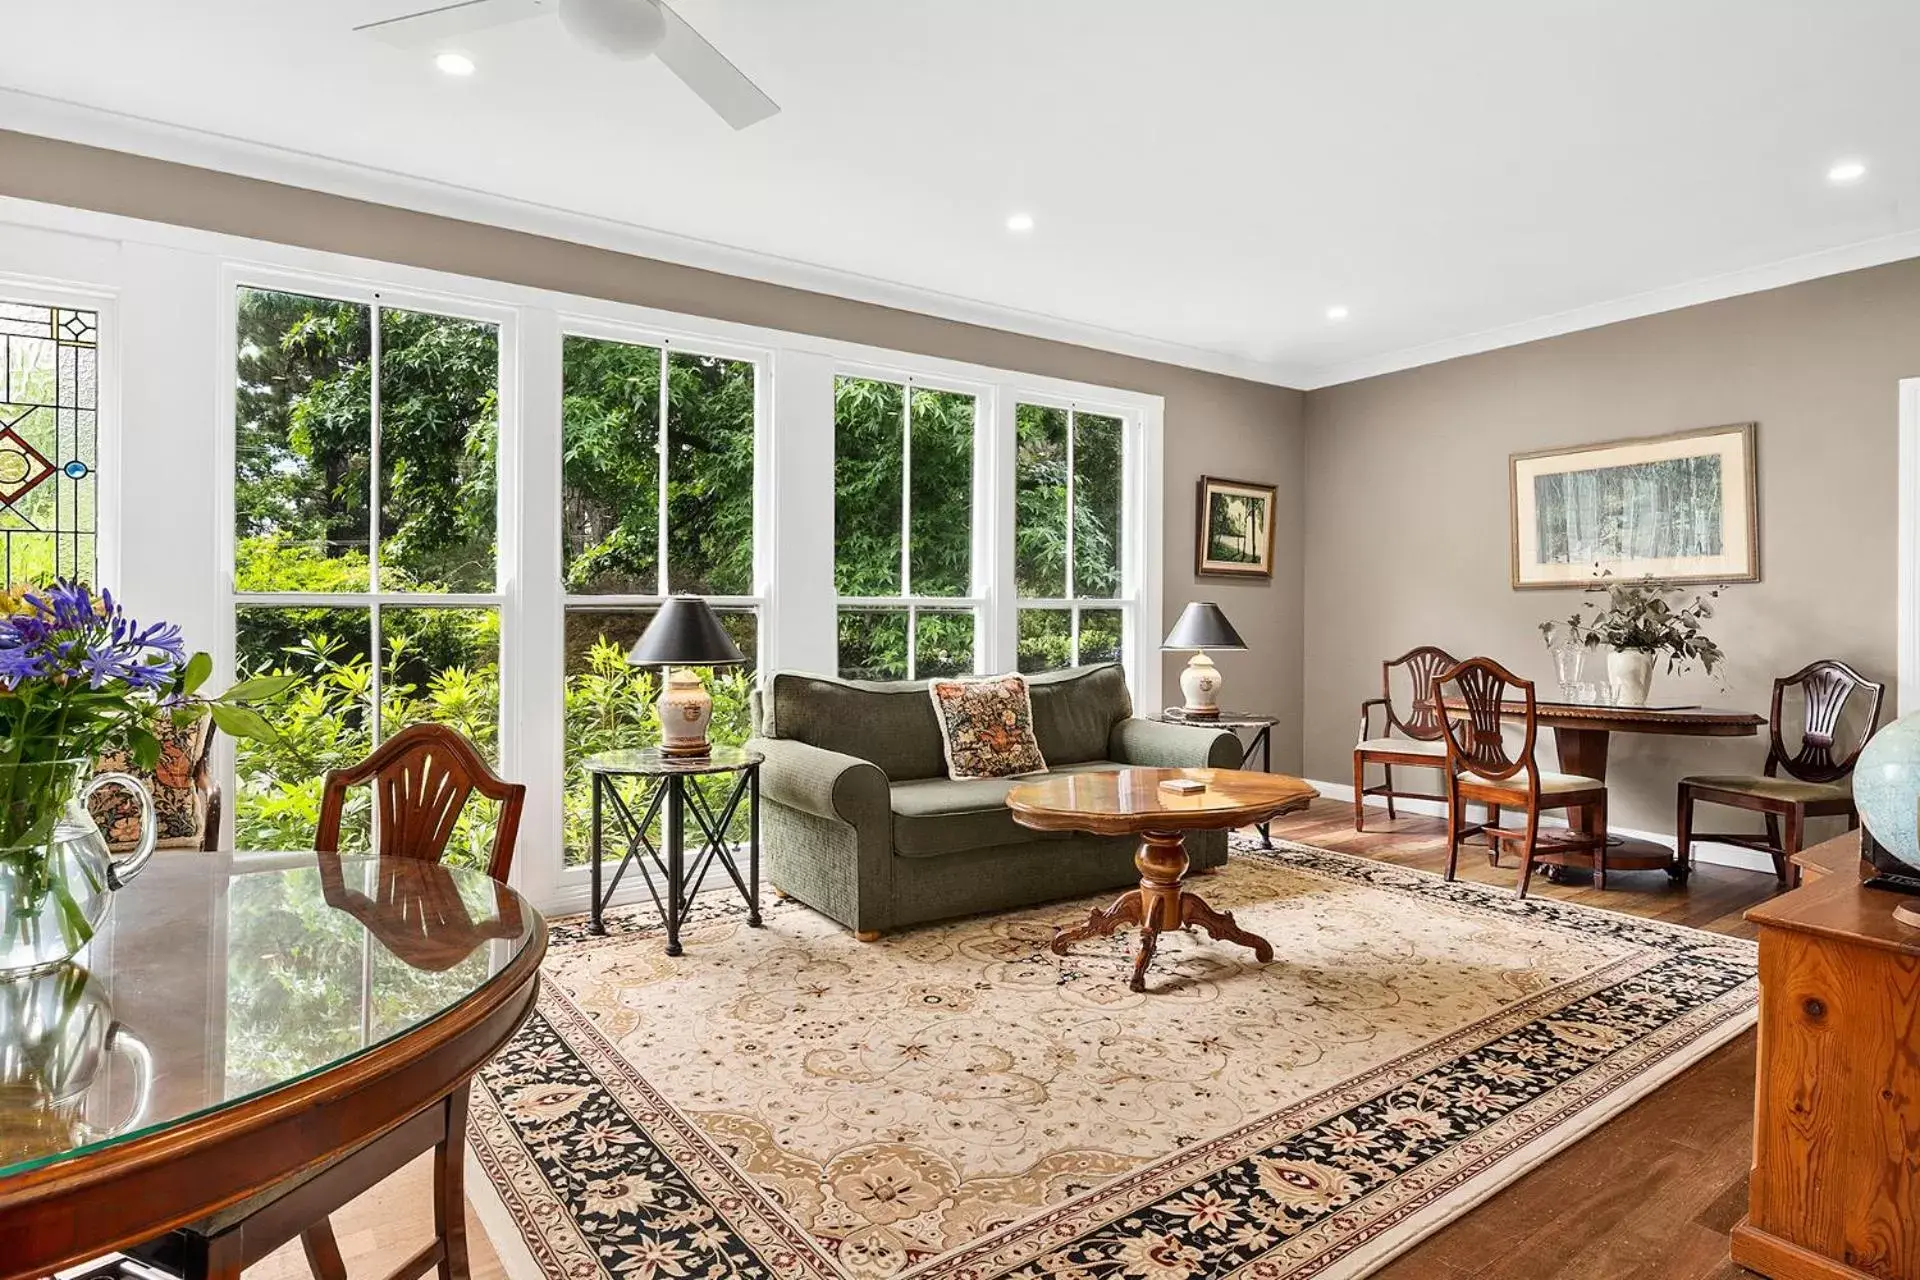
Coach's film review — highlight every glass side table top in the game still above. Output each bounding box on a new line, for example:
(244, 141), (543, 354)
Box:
(1155, 708), (1279, 729)
(584, 745), (766, 777)
(0, 851), (538, 1181)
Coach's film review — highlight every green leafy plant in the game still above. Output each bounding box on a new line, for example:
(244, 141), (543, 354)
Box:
(1538, 567), (1725, 677)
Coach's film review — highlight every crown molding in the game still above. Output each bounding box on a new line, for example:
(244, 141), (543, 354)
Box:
(10, 90), (1920, 395)
(0, 89), (1313, 390)
(1304, 225), (1920, 389)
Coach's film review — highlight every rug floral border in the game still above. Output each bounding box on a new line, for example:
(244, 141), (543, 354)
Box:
(468, 840), (1758, 1280)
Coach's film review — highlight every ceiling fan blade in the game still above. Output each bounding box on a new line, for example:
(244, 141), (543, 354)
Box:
(655, 1), (780, 130)
(354, 0), (553, 48)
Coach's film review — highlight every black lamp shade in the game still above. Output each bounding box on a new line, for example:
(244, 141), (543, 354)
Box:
(1161, 601), (1247, 651)
(626, 597), (747, 667)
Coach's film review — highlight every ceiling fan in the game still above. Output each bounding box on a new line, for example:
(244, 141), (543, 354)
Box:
(355, 0), (779, 130)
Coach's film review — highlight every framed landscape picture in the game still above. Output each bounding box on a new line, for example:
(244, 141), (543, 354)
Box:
(1196, 475), (1277, 579)
(1510, 423), (1758, 590)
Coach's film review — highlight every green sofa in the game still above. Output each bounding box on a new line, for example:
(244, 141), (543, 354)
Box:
(746, 664), (1243, 937)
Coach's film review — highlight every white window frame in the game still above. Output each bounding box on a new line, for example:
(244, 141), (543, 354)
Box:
(1007, 392), (1145, 678)
(553, 314), (774, 887)
(217, 263), (522, 857)
(830, 361), (993, 680)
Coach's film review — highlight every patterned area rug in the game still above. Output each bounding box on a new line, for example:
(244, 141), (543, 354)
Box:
(468, 839), (1758, 1280)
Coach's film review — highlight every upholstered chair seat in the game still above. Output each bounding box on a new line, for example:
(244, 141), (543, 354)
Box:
(1463, 769), (1605, 796)
(1355, 736), (1447, 757)
(1679, 775), (1852, 805)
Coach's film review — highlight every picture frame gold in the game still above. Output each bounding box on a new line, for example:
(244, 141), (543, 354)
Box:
(1509, 422), (1758, 590)
(1196, 475), (1278, 579)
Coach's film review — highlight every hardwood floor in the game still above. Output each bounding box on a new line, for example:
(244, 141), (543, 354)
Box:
(248, 798), (1778, 1280)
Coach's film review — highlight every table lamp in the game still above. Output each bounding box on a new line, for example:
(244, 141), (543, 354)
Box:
(626, 596), (747, 758)
(1161, 601), (1247, 719)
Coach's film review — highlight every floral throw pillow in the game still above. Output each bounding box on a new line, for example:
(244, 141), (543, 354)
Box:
(927, 674), (1049, 781)
(90, 714), (212, 852)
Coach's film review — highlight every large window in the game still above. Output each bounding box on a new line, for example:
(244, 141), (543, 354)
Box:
(1015, 402), (1127, 673)
(231, 288), (502, 862)
(0, 299), (97, 584)
(834, 375), (978, 680)
(212, 253), (1155, 907)
(561, 333), (759, 865)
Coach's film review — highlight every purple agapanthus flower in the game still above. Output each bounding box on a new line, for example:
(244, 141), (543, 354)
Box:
(0, 580), (187, 693)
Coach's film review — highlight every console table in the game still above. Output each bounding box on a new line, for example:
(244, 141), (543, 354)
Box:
(1731, 832), (1919, 1280)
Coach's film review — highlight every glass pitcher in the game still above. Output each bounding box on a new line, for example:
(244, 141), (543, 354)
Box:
(0, 760), (157, 979)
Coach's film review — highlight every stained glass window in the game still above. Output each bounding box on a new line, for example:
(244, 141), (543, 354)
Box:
(0, 301), (97, 585)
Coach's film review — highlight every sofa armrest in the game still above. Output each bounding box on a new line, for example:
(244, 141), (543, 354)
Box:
(749, 737), (891, 829)
(1108, 718), (1243, 769)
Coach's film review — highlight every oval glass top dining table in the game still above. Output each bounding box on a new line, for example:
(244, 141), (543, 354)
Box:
(0, 850), (546, 1280)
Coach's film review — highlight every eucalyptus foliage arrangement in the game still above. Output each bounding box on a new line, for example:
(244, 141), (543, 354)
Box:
(1537, 569), (1726, 677)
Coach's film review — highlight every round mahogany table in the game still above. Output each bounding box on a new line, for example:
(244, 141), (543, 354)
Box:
(0, 851), (545, 1280)
(1007, 767), (1318, 992)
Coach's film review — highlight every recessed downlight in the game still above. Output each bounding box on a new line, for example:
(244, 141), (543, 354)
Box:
(1326, 305), (1351, 322)
(435, 51), (476, 76)
(1005, 212), (1035, 233)
(1827, 158), (1867, 185)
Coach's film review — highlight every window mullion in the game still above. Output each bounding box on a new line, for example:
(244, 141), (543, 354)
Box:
(657, 343), (670, 596)
(369, 301), (383, 593)
(899, 381), (913, 598)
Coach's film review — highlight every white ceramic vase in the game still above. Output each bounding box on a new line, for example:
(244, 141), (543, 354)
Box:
(1606, 649), (1656, 707)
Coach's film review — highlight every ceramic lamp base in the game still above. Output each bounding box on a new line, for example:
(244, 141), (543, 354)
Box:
(656, 667), (715, 759)
(1179, 653), (1223, 717)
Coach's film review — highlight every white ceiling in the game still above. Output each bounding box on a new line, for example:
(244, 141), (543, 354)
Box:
(3, 0), (1919, 387)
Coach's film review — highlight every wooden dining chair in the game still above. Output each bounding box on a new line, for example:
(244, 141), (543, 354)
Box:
(1435, 657), (1608, 898)
(314, 722), (526, 884)
(1353, 646), (1462, 831)
(1676, 659), (1884, 887)
(303, 722), (526, 1280)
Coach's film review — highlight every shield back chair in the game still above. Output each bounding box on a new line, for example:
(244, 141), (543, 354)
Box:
(314, 721), (526, 883)
(1353, 646), (1467, 831)
(302, 721), (526, 1280)
(1676, 659), (1884, 887)
(1435, 657), (1608, 898)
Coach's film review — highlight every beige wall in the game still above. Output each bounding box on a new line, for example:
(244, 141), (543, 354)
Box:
(1303, 259), (1920, 835)
(0, 131), (1305, 769)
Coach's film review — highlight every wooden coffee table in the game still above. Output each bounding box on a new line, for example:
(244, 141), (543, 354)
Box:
(1007, 767), (1319, 992)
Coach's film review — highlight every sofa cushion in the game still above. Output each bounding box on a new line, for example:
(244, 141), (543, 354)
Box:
(891, 761), (1123, 858)
(1029, 664), (1132, 765)
(753, 671), (949, 781)
(928, 674), (1048, 780)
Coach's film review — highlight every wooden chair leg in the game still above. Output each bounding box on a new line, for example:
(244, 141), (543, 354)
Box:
(301, 1219), (349, 1280)
(1352, 753), (1367, 832)
(1764, 812), (1783, 866)
(1781, 806), (1805, 889)
(1382, 763), (1397, 820)
(1593, 792), (1609, 892)
(1443, 787), (1463, 882)
(1485, 804), (1502, 865)
(1674, 785), (1694, 885)
(1515, 807), (1541, 899)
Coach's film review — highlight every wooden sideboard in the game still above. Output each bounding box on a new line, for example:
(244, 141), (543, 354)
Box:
(1731, 833), (1920, 1280)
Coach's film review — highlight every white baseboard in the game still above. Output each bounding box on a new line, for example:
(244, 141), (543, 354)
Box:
(1305, 778), (1782, 877)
